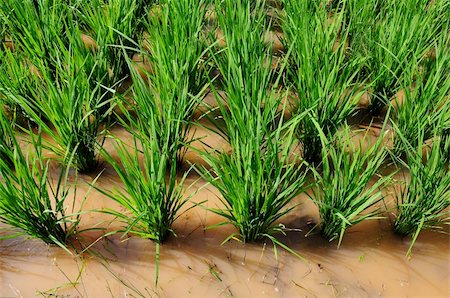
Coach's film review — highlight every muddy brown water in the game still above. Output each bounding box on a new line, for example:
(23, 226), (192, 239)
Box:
(1, 124), (449, 297)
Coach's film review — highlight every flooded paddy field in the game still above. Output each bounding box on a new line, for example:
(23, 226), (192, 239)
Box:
(1, 126), (448, 297)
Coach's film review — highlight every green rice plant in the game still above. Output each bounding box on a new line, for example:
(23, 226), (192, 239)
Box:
(282, 0), (364, 164)
(392, 32), (450, 157)
(0, 102), (13, 168)
(98, 65), (195, 287)
(0, 0), (70, 75)
(443, 130), (450, 160)
(99, 129), (191, 285)
(123, 0), (210, 164)
(1, 30), (115, 173)
(308, 120), (392, 246)
(77, 0), (151, 43)
(0, 18), (5, 47)
(0, 0), (68, 125)
(0, 110), (81, 248)
(197, 0), (310, 252)
(392, 132), (450, 257)
(0, 1), (116, 124)
(0, 49), (44, 127)
(97, 0), (210, 284)
(347, 0), (445, 114)
(76, 0), (155, 82)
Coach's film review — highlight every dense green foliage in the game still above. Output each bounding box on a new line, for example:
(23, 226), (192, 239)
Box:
(0, 0), (448, 277)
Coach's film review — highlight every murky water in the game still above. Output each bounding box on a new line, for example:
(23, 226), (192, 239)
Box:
(1, 125), (449, 297)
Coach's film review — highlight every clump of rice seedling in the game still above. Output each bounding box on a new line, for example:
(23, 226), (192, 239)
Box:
(99, 129), (191, 279)
(129, 0), (211, 164)
(0, 49), (45, 127)
(347, 0), (445, 114)
(308, 121), (392, 246)
(1, 30), (115, 173)
(0, 0), (70, 75)
(0, 111), (82, 247)
(99, 0), (210, 285)
(282, 0), (363, 164)
(76, 0), (155, 82)
(392, 132), (450, 257)
(392, 32), (450, 158)
(198, 0), (309, 252)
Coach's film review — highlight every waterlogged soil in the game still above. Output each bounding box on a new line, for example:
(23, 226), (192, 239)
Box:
(1, 124), (449, 297)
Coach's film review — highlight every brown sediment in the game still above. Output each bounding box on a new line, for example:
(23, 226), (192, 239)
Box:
(183, 119), (232, 168)
(341, 85), (372, 109)
(421, 137), (438, 163)
(80, 33), (98, 51)
(215, 29), (285, 53)
(425, 47), (436, 60)
(263, 55), (283, 72)
(265, 31), (285, 53)
(141, 31), (152, 52)
(215, 29), (227, 48)
(24, 60), (42, 79)
(4, 35), (14, 51)
(148, 3), (164, 20)
(192, 90), (228, 119)
(205, 5), (216, 26)
(390, 85), (415, 110)
(131, 53), (154, 81)
(194, 87), (296, 122)
(357, 88), (372, 109)
(326, 11), (343, 34)
(267, 7), (285, 31)
(336, 123), (395, 155)
(332, 35), (349, 54)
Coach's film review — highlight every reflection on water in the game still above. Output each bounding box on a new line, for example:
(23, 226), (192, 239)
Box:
(1, 126), (449, 297)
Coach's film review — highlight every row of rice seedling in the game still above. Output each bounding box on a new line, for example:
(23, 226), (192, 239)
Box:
(393, 133), (450, 256)
(0, 37), (114, 172)
(0, 0), (448, 287)
(97, 0), (211, 284)
(309, 122), (393, 246)
(281, 0), (364, 164)
(387, 16), (450, 255)
(0, 109), (83, 248)
(391, 30), (450, 158)
(198, 0), (310, 253)
(75, 0), (153, 92)
(345, 0), (447, 114)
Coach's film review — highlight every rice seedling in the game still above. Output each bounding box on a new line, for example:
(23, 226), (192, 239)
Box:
(102, 0), (210, 240)
(0, 110), (81, 248)
(392, 32), (450, 158)
(197, 0), (310, 253)
(392, 132), (450, 257)
(0, 0), (68, 125)
(347, 0), (445, 114)
(308, 120), (392, 246)
(0, 49), (44, 127)
(0, 1), (117, 126)
(282, 0), (364, 164)
(1, 29), (115, 173)
(98, 0), (210, 284)
(99, 130), (191, 285)
(0, 0), (70, 75)
(122, 0), (210, 164)
(76, 0), (155, 82)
